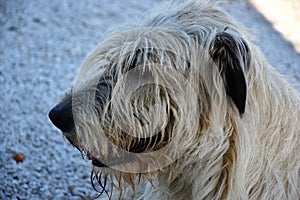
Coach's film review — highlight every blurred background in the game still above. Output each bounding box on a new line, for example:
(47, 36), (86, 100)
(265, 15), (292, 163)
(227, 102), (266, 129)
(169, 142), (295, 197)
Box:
(0, 0), (299, 199)
(250, 0), (300, 52)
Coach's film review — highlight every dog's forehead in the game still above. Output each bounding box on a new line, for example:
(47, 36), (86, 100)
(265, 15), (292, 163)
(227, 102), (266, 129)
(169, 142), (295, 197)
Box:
(73, 56), (110, 89)
(73, 23), (219, 93)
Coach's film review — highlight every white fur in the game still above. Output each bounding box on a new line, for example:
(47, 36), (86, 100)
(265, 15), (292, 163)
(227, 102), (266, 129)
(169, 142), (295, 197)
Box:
(68, 1), (300, 199)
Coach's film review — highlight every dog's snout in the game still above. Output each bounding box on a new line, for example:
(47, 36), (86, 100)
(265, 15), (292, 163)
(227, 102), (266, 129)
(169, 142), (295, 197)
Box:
(49, 100), (74, 133)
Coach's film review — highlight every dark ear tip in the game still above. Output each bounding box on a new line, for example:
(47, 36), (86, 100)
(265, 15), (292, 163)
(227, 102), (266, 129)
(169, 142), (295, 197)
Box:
(238, 103), (246, 115)
(229, 90), (246, 115)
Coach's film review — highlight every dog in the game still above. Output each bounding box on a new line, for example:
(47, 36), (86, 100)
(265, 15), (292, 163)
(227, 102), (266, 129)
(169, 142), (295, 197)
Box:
(49, 0), (300, 199)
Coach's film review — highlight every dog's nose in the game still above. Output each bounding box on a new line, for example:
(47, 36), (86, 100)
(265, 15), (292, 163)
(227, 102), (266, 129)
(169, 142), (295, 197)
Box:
(49, 100), (74, 133)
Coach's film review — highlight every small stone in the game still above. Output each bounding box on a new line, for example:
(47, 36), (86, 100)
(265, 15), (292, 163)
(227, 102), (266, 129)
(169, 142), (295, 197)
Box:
(13, 153), (25, 163)
(8, 26), (18, 31)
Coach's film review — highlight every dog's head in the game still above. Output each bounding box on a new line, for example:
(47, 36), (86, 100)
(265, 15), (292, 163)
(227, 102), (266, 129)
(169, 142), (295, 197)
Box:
(49, 15), (250, 196)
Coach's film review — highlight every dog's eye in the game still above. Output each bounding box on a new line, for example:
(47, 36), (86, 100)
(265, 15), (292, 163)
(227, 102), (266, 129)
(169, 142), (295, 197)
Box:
(95, 79), (112, 108)
(121, 49), (146, 74)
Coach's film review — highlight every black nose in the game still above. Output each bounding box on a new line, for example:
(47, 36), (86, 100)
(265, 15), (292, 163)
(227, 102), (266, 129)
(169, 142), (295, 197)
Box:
(49, 97), (74, 133)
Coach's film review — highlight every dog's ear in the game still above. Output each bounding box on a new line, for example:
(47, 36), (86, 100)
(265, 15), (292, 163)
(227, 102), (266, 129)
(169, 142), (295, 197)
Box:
(209, 32), (250, 115)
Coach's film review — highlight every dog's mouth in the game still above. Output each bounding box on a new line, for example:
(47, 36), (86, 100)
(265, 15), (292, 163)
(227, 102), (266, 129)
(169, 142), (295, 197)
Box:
(86, 131), (168, 168)
(86, 145), (146, 168)
(92, 158), (108, 168)
(87, 151), (108, 167)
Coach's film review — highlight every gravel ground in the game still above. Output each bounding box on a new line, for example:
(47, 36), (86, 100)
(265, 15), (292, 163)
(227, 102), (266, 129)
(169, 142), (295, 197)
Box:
(0, 0), (299, 200)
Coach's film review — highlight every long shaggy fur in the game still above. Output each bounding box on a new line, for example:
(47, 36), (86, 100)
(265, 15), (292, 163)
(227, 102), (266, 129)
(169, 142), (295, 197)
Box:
(54, 0), (300, 199)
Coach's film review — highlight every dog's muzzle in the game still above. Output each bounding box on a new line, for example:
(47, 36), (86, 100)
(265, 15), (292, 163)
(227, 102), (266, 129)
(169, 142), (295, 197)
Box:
(48, 80), (113, 168)
(48, 97), (74, 133)
(48, 97), (81, 148)
(49, 99), (108, 167)
(49, 78), (112, 133)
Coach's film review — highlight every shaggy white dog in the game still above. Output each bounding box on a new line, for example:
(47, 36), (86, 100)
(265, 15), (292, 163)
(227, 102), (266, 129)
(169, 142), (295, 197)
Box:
(49, 0), (300, 199)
